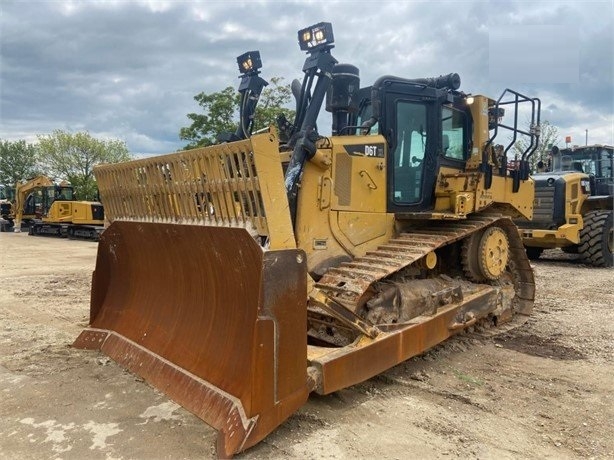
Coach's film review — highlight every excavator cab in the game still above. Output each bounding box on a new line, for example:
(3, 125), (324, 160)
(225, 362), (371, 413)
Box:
(22, 184), (74, 218)
(23, 188), (46, 218)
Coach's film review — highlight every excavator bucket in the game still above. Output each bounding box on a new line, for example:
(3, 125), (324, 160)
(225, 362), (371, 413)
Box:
(73, 131), (311, 457)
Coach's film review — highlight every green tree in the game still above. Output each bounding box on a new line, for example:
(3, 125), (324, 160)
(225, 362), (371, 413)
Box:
(0, 139), (43, 186)
(37, 130), (131, 200)
(179, 86), (239, 149)
(513, 120), (560, 172)
(179, 77), (295, 150)
(253, 77), (295, 135)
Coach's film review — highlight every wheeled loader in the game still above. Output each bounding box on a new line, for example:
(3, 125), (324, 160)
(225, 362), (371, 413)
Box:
(519, 144), (613, 266)
(74, 22), (540, 457)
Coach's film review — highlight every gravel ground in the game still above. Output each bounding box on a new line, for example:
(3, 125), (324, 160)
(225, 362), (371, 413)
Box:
(0, 232), (612, 459)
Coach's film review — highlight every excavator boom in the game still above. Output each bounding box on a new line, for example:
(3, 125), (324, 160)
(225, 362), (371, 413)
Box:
(13, 175), (54, 231)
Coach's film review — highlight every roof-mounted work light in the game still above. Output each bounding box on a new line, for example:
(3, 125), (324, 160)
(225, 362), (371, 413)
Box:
(237, 50), (262, 74)
(298, 22), (334, 52)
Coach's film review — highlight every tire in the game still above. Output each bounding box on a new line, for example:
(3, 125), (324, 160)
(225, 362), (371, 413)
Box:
(578, 210), (613, 267)
(525, 246), (543, 260)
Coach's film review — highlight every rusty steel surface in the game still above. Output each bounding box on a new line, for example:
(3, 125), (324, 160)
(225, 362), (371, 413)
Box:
(73, 221), (310, 457)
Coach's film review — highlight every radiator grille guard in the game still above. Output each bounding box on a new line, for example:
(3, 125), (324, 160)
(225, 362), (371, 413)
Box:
(94, 131), (296, 250)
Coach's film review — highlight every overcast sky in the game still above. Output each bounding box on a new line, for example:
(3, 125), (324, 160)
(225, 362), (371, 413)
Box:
(1, 0), (612, 157)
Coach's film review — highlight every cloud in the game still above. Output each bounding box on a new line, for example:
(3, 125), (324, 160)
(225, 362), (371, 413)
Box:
(0, 0), (612, 157)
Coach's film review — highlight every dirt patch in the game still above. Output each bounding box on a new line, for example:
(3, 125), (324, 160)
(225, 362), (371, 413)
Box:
(0, 236), (612, 459)
(495, 331), (586, 360)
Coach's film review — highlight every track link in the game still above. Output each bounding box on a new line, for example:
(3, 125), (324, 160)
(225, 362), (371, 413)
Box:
(314, 213), (535, 317)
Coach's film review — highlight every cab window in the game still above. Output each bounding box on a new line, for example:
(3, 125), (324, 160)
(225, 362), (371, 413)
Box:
(601, 149), (613, 178)
(393, 101), (427, 204)
(442, 106), (466, 160)
(355, 102), (379, 135)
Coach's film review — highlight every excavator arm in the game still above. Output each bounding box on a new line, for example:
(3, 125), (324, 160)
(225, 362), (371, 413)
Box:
(13, 175), (54, 232)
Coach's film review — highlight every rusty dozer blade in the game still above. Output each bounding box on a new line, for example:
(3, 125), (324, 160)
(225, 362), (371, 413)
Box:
(73, 221), (311, 457)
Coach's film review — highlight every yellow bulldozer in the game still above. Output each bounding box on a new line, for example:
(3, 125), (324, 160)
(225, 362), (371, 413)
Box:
(74, 23), (540, 457)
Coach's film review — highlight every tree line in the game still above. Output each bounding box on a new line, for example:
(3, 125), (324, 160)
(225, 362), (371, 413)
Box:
(0, 130), (131, 200)
(1, 77), (294, 201)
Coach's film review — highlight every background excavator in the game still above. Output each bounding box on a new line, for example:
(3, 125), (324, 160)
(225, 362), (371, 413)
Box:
(9, 175), (54, 230)
(11, 175), (105, 240)
(518, 144), (613, 266)
(0, 184), (16, 230)
(74, 22), (540, 457)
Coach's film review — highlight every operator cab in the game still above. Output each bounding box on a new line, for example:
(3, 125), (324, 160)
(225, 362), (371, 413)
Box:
(23, 184), (74, 217)
(554, 145), (613, 197)
(285, 22), (539, 224)
(352, 77), (472, 213)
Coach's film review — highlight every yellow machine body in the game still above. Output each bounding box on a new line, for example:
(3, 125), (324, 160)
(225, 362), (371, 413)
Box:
(518, 146), (613, 266)
(73, 25), (540, 457)
(43, 200), (105, 226)
(75, 123), (535, 455)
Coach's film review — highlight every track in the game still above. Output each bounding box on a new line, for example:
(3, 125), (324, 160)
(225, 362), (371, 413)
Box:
(313, 213), (535, 322)
(28, 222), (103, 241)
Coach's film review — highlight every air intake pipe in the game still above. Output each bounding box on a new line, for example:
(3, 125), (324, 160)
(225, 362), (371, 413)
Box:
(406, 73), (461, 90)
(326, 63), (360, 135)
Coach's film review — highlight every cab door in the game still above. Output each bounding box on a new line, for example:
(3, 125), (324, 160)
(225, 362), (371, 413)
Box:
(382, 92), (438, 213)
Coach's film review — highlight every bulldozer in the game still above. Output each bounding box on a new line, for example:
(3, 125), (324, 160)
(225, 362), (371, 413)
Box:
(74, 22), (540, 457)
(518, 144), (613, 266)
(11, 175), (105, 240)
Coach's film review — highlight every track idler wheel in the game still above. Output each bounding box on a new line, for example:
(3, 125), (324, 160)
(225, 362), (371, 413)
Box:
(462, 225), (510, 281)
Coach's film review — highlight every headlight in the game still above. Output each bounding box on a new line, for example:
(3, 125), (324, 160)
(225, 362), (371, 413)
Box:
(298, 22), (334, 51)
(236, 51), (262, 74)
